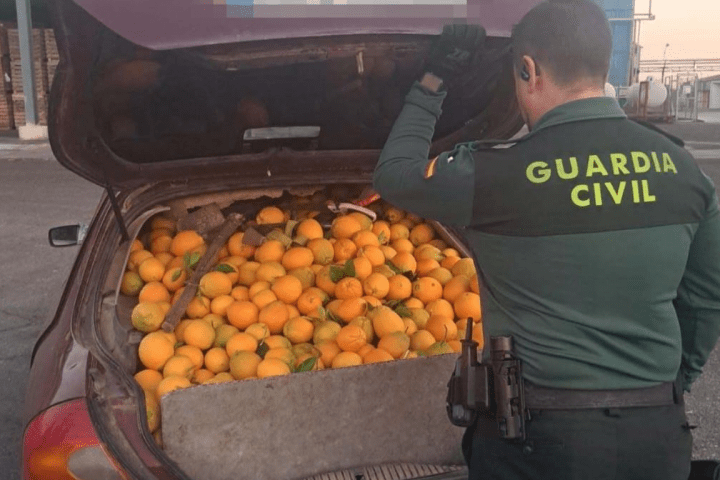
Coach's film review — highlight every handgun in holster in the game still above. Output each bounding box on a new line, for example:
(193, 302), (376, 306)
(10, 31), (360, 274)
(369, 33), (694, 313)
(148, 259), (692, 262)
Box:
(446, 321), (527, 441)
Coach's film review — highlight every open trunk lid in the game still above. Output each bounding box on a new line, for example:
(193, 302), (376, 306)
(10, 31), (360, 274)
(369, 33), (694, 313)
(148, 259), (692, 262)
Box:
(48, 0), (537, 192)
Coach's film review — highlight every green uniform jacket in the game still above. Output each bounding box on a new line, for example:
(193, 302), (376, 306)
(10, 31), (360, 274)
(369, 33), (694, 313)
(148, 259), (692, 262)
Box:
(373, 81), (720, 392)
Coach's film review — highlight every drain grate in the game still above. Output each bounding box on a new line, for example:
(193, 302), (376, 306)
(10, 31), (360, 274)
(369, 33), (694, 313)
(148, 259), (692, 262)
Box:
(304, 463), (467, 480)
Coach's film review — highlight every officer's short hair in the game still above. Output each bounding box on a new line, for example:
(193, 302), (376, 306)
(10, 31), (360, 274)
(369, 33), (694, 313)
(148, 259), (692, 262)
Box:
(511, 0), (612, 86)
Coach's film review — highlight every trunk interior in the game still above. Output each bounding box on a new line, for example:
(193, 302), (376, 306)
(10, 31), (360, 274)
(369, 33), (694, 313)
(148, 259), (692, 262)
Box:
(94, 180), (474, 480)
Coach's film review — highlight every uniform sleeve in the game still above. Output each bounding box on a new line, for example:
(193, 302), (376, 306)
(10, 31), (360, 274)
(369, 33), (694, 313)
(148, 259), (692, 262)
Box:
(674, 187), (720, 392)
(372, 81), (476, 227)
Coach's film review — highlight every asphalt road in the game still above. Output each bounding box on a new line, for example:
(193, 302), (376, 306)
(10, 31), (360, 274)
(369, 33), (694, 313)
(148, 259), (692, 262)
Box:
(1, 123), (719, 479)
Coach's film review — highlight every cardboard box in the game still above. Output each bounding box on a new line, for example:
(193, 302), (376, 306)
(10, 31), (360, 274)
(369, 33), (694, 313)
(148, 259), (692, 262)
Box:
(162, 354), (466, 480)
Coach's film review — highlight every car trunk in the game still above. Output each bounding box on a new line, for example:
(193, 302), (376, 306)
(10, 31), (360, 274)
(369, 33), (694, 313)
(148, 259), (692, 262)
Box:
(48, 0), (536, 478)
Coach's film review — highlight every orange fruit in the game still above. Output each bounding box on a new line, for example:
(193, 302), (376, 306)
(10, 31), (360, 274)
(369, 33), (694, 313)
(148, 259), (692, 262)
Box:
(451, 258), (477, 278)
(226, 301), (259, 330)
(185, 295), (211, 318)
(244, 322), (270, 341)
(166, 256), (185, 270)
(170, 230), (204, 257)
(258, 300), (290, 334)
(412, 277), (443, 304)
(425, 340), (455, 356)
(316, 340), (342, 366)
(389, 223), (409, 241)
(297, 288), (328, 317)
(254, 262), (286, 283)
(288, 266), (315, 291)
(254, 240), (286, 264)
(281, 247), (314, 270)
(443, 275), (471, 303)
(403, 297), (424, 309)
(357, 245), (385, 267)
(230, 285), (250, 301)
(283, 316), (315, 344)
(264, 347), (296, 367)
(409, 223), (435, 246)
(173, 319), (194, 343)
(315, 266), (337, 296)
(225, 332), (259, 357)
(121, 271), (144, 296)
(398, 218), (415, 230)
(307, 238), (335, 265)
(362, 295), (383, 308)
(156, 376), (191, 397)
(248, 281), (271, 298)
(128, 250), (154, 272)
(214, 324), (241, 348)
(385, 207), (405, 223)
(134, 369), (163, 393)
(138, 281), (171, 303)
(456, 318), (485, 348)
(410, 330), (437, 351)
(203, 372), (234, 384)
(409, 308), (431, 329)
(363, 348), (394, 364)
(352, 230), (380, 249)
(149, 228), (173, 242)
(263, 335), (293, 350)
(294, 353), (324, 371)
(326, 299), (343, 318)
(183, 319), (216, 350)
(425, 298), (455, 320)
(227, 232), (256, 258)
(237, 261), (261, 286)
(356, 343), (375, 359)
(403, 318), (418, 336)
(391, 251), (417, 274)
(348, 212), (373, 231)
(162, 266), (187, 292)
(371, 221), (391, 245)
(131, 302), (166, 333)
(333, 238), (358, 262)
(130, 238), (144, 253)
(257, 358), (292, 378)
(331, 215), (363, 240)
(296, 218), (324, 240)
(335, 324), (368, 352)
(386, 275), (412, 301)
(313, 321), (342, 345)
(204, 347), (230, 373)
(470, 274), (480, 294)
(426, 267), (453, 286)
(154, 252), (175, 267)
(350, 256), (373, 281)
(222, 255), (248, 268)
(149, 235), (173, 255)
(202, 313), (225, 329)
(362, 273), (390, 299)
(426, 315), (458, 341)
(336, 298), (368, 323)
(151, 216), (176, 231)
(416, 258), (441, 277)
(216, 263), (239, 284)
(378, 331), (411, 359)
(334, 277), (363, 300)
(331, 351), (363, 368)
(192, 368), (215, 384)
(256, 206), (287, 225)
(287, 304), (301, 320)
(454, 292), (482, 322)
(370, 306), (405, 338)
(379, 246), (398, 262)
(162, 355), (196, 380)
(175, 344), (205, 370)
(138, 257), (166, 283)
(441, 255), (461, 270)
(414, 244), (444, 262)
(138, 331), (175, 370)
(271, 275), (303, 304)
(391, 238), (414, 254)
(210, 294), (235, 317)
(348, 316), (374, 343)
(251, 289), (278, 310)
(229, 351), (262, 380)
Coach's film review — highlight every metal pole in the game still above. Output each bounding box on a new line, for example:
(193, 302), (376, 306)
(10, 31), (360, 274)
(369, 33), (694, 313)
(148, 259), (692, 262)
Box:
(676, 73), (681, 121)
(693, 76), (699, 121)
(15, 0), (37, 126)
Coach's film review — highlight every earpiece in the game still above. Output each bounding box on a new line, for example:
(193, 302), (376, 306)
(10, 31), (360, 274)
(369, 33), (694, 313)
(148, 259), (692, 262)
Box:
(520, 65), (530, 81)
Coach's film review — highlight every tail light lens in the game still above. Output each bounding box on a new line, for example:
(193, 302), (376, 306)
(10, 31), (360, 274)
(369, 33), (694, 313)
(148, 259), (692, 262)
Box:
(23, 398), (128, 480)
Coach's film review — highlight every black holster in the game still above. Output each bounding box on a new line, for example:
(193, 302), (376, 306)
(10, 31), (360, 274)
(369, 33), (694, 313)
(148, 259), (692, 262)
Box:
(446, 335), (527, 441)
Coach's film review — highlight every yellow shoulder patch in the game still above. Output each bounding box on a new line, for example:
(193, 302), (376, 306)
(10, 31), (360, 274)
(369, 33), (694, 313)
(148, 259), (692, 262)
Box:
(424, 156), (439, 179)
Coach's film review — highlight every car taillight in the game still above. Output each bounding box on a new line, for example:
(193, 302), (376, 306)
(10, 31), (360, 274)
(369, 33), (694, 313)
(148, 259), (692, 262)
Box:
(23, 398), (128, 480)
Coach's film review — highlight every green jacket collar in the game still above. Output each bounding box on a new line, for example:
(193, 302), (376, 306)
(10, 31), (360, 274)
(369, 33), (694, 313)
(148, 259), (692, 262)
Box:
(532, 96), (626, 133)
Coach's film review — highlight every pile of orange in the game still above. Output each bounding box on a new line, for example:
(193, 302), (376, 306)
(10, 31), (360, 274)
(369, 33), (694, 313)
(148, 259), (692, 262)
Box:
(124, 200), (484, 438)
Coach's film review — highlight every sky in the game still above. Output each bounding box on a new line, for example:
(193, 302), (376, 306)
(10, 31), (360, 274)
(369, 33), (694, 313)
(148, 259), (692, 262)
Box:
(636, 0), (720, 60)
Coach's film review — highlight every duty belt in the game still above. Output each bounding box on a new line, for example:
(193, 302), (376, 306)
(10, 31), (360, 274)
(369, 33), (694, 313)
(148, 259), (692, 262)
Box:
(523, 380), (680, 410)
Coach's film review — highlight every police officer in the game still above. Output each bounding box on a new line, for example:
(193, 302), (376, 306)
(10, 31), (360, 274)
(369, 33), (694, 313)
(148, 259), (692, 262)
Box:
(373, 1), (720, 479)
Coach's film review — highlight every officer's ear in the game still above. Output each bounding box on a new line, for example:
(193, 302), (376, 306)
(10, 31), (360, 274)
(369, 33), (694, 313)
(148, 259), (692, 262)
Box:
(520, 55), (540, 91)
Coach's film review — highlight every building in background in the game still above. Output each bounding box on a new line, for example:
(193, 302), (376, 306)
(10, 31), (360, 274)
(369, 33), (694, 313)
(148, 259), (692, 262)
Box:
(595, 0), (636, 89)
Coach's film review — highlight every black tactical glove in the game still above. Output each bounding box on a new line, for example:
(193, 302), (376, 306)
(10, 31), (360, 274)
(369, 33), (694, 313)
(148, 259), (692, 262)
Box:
(426, 24), (486, 82)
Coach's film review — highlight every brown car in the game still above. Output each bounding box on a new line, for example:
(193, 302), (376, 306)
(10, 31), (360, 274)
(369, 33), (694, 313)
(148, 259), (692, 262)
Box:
(24, 0), (718, 479)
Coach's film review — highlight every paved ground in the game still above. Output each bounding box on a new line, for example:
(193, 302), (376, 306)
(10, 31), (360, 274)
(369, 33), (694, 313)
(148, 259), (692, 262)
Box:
(1, 120), (719, 479)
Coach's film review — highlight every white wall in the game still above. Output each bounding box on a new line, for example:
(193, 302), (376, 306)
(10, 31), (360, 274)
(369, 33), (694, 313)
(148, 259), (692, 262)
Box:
(710, 81), (720, 110)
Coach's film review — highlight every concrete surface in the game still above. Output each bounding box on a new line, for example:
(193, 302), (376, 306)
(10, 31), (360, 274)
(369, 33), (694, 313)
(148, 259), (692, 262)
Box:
(1, 122), (719, 480)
